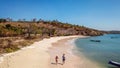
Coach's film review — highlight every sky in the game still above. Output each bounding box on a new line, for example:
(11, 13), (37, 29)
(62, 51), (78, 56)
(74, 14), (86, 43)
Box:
(0, 0), (120, 30)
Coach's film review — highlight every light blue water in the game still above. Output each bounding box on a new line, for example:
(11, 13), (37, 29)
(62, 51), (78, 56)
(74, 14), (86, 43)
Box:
(75, 34), (120, 68)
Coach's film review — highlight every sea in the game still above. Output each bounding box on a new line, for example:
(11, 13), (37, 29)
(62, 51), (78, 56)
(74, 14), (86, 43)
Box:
(74, 34), (120, 68)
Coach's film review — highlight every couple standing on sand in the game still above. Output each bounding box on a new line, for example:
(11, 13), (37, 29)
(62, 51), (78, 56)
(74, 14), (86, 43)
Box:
(55, 54), (65, 65)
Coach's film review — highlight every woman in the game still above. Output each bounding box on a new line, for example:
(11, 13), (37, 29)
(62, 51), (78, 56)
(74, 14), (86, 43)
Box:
(55, 56), (59, 64)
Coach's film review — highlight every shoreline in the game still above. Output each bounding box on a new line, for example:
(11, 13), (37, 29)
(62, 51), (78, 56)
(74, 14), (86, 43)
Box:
(48, 36), (102, 68)
(0, 35), (83, 68)
(0, 35), (102, 68)
(72, 37), (103, 68)
(48, 37), (82, 68)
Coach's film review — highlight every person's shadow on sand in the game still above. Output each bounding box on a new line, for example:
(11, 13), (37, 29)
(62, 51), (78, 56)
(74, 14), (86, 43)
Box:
(51, 62), (63, 65)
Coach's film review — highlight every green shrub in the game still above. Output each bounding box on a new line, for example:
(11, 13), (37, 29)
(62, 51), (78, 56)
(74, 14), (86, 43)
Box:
(5, 47), (20, 53)
(5, 48), (14, 53)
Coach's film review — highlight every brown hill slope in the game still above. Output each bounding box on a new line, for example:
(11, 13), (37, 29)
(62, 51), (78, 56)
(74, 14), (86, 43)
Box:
(0, 20), (104, 37)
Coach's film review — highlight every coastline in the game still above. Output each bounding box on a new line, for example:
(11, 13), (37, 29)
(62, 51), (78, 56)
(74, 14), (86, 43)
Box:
(48, 36), (82, 68)
(0, 35), (102, 68)
(72, 38), (102, 68)
(48, 36), (102, 68)
(0, 35), (83, 68)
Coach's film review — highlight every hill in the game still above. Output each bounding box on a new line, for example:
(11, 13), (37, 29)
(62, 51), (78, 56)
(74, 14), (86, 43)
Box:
(107, 31), (120, 34)
(0, 18), (104, 54)
(0, 19), (104, 37)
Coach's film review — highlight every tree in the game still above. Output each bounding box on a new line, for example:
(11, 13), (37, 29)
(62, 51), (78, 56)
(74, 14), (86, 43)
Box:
(36, 18), (43, 24)
(0, 18), (7, 23)
(23, 19), (26, 22)
(39, 19), (43, 22)
(26, 23), (38, 38)
(32, 18), (36, 22)
(27, 24), (31, 38)
(6, 18), (12, 22)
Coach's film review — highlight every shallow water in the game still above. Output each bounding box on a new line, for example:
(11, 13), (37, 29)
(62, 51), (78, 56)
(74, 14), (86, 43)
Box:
(75, 34), (120, 68)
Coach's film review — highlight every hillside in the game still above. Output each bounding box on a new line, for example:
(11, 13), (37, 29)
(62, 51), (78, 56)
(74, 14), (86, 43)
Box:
(0, 19), (104, 54)
(0, 19), (104, 37)
(107, 31), (120, 34)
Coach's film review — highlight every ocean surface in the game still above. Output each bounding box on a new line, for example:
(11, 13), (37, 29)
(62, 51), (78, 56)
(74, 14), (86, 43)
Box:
(74, 34), (120, 68)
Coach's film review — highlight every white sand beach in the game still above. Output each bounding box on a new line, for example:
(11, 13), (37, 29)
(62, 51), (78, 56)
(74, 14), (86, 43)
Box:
(0, 35), (101, 68)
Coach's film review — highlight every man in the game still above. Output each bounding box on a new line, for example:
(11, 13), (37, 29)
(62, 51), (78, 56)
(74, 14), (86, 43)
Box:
(62, 54), (65, 65)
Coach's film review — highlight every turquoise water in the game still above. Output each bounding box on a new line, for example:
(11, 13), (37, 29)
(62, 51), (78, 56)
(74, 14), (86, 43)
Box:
(75, 34), (120, 68)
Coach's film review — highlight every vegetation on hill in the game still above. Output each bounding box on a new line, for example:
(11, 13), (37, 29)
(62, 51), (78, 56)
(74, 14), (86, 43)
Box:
(107, 31), (120, 34)
(0, 18), (104, 53)
(0, 18), (104, 37)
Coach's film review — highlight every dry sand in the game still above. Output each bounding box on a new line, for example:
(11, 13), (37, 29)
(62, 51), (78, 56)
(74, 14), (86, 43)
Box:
(0, 35), (101, 68)
(48, 36), (101, 68)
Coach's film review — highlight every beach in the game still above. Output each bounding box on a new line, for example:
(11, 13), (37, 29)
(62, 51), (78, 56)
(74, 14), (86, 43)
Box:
(49, 36), (101, 68)
(0, 35), (100, 68)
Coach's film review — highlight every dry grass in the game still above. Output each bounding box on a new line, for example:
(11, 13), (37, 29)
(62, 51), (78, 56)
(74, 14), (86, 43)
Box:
(0, 36), (40, 54)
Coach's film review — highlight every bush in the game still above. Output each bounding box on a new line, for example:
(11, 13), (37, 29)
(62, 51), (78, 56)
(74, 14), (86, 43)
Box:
(5, 46), (20, 53)
(5, 48), (14, 53)
(5, 24), (11, 29)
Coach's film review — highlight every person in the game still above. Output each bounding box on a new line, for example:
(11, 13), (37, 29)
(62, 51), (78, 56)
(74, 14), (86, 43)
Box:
(62, 54), (65, 65)
(55, 56), (59, 64)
